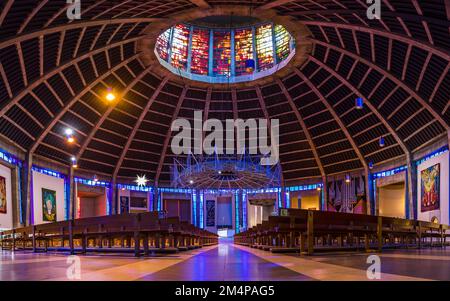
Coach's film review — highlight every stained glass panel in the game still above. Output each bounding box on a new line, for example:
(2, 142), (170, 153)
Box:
(234, 28), (254, 76)
(274, 25), (291, 62)
(155, 28), (171, 62)
(213, 30), (231, 77)
(255, 24), (274, 71)
(191, 28), (210, 75)
(170, 24), (190, 71)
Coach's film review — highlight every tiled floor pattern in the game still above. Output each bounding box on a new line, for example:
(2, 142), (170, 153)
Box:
(2, 240), (450, 281)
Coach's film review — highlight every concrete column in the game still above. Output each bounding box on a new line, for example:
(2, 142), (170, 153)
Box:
(22, 152), (32, 226)
(68, 167), (75, 220)
(322, 175), (328, 211)
(11, 165), (21, 227)
(364, 167), (374, 215)
(153, 185), (159, 211)
(406, 153), (417, 220)
(110, 178), (117, 215)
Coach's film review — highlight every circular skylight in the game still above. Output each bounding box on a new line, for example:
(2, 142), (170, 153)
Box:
(154, 21), (296, 84)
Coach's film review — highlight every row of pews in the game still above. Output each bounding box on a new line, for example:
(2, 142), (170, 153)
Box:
(234, 209), (449, 254)
(0, 212), (218, 256)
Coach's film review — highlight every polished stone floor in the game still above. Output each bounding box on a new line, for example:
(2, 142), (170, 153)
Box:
(1, 238), (450, 281)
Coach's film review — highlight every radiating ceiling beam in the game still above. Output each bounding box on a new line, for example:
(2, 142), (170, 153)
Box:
(309, 55), (410, 155)
(0, 63), (12, 98)
(312, 38), (449, 131)
(0, 0), (14, 26)
(0, 18), (161, 50)
(310, 51), (414, 216)
(155, 86), (188, 183)
(446, 0), (450, 20)
(257, 0), (294, 10)
(0, 36), (140, 119)
(276, 79), (326, 178)
(202, 87), (212, 144)
(92, 0), (134, 20)
(255, 86), (286, 188)
(29, 54), (140, 155)
(189, 0), (211, 8)
(113, 77), (169, 180)
(294, 69), (368, 170)
(75, 65), (154, 162)
(18, 0), (49, 34)
(301, 21), (449, 61)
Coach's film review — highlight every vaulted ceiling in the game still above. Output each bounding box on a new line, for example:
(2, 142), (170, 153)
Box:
(0, 0), (448, 185)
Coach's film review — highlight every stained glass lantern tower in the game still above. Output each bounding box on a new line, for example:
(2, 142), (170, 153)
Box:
(154, 20), (295, 84)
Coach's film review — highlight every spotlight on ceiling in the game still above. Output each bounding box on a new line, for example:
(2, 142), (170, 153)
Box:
(189, 179), (194, 184)
(105, 87), (116, 102)
(65, 128), (75, 143)
(65, 128), (74, 136)
(218, 171), (222, 174)
(379, 137), (385, 147)
(70, 156), (77, 168)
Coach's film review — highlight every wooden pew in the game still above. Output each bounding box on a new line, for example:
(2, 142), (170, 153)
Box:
(234, 209), (450, 255)
(0, 212), (217, 257)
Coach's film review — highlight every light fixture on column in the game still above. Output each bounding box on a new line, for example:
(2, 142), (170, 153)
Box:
(379, 136), (385, 147)
(345, 174), (351, 183)
(105, 87), (116, 102)
(355, 97), (364, 109)
(70, 156), (77, 168)
(65, 128), (75, 143)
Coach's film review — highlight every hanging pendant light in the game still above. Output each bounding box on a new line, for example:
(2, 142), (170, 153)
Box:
(355, 97), (364, 109)
(379, 137), (385, 147)
(368, 161), (374, 170)
(245, 59), (255, 73)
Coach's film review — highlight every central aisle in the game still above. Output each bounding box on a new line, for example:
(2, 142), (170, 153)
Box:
(140, 238), (311, 281)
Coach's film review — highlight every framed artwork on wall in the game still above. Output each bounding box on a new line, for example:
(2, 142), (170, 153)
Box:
(42, 188), (57, 221)
(0, 176), (6, 214)
(421, 163), (440, 212)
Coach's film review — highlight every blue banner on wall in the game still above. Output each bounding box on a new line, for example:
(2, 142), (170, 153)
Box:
(206, 200), (215, 227)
